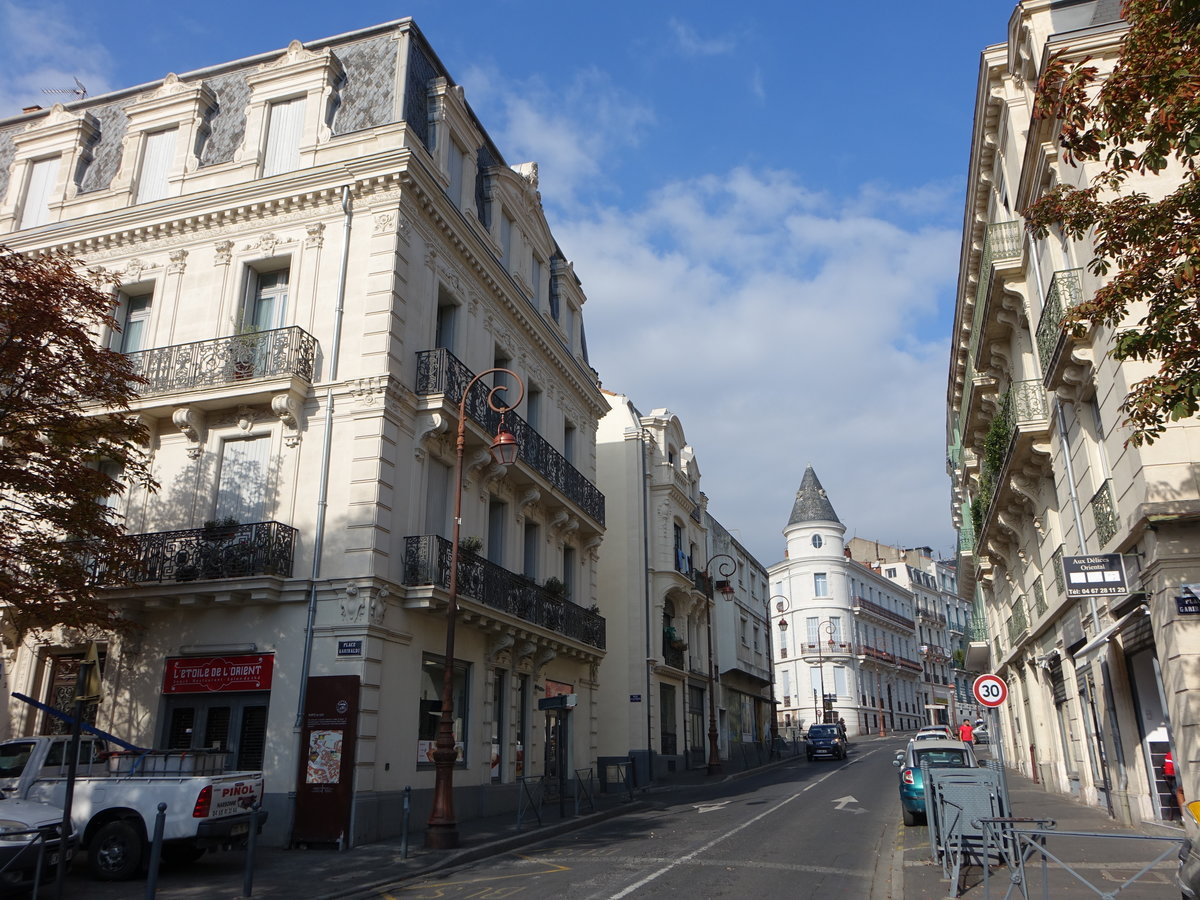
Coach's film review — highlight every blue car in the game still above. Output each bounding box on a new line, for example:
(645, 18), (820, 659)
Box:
(893, 738), (979, 825)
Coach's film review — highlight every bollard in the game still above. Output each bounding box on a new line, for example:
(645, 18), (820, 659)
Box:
(241, 803), (261, 899)
(144, 802), (167, 900)
(401, 786), (411, 860)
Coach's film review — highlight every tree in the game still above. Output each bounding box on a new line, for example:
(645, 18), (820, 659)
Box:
(1024, 0), (1200, 445)
(0, 246), (154, 640)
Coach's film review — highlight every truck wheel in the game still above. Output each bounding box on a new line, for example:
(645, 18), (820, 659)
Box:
(89, 820), (144, 881)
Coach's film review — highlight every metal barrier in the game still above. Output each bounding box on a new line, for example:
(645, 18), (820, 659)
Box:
(978, 823), (1185, 900)
(574, 768), (596, 815)
(516, 775), (545, 828)
(923, 763), (1010, 895)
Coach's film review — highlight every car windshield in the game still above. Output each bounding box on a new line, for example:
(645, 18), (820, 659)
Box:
(914, 749), (969, 768)
(808, 726), (838, 738)
(0, 742), (35, 778)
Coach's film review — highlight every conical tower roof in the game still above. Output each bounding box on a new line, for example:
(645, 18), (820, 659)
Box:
(787, 465), (841, 527)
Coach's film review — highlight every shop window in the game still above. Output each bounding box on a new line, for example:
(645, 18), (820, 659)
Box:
(418, 655), (469, 765)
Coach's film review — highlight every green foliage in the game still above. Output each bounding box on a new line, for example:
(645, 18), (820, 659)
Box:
(1024, 0), (1200, 445)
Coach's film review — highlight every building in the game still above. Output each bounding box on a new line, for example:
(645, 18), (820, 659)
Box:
(707, 514), (774, 754)
(594, 394), (773, 779)
(0, 20), (609, 846)
(846, 540), (977, 727)
(947, 0), (1199, 825)
(769, 467), (925, 737)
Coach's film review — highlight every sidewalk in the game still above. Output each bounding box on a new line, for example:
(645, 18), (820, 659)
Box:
(900, 764), (1186, 899)
(65, 748), (789, 900)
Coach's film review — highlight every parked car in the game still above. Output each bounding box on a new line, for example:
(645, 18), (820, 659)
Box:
(1178, 799), (1200, 899)
(893, 738), (980, 826)
(974, 726), (991, 745)
(916, 724), (954, 739)
(805, 724), (847, 761)
(0, 798), (76, 894)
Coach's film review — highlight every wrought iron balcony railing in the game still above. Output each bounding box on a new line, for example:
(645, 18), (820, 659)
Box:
(850, 596), (916, 631)
(402, 534), (605, 649)
(1036, 268), (1084, 378)
(97, 522), (296, 584)
(662, 644), (685, 669)
(127, 327), (317, 397)
(1089, 479), (1120, 547)
(415, 349), (605, 525)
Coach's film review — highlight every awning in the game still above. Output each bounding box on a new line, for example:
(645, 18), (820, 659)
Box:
(1071, 606), (1148, 660)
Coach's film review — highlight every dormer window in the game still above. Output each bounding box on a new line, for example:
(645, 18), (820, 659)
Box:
(19, 156), (61, 229)
(136, 129), (178, 203)
(263, 97), (305, 176)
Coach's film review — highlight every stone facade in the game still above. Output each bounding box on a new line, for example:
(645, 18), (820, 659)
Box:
(0, 20), (608, 847)
(947, 0), (1200, 827)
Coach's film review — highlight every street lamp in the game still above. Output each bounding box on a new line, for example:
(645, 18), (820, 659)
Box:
(702, 553), (737, 775)
(776, 609), (838, 727)
(426, 367), (524, 850)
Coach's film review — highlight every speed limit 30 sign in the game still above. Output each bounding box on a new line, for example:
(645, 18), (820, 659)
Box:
(973, 674), (1008, 708)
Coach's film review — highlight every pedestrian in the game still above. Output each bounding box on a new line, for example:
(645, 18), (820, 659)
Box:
(1165, 752), (1185, 816)
(958, 718), (974, 745)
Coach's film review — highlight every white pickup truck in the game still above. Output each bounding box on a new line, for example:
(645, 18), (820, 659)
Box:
(0, 735), (265, 880)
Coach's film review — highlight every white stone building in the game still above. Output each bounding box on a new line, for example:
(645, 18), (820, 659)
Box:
(0, 20), (608, 847)
(594, 394), (774, 779)
(948, 0), (1200, 826)
(769, 467), (924, 737)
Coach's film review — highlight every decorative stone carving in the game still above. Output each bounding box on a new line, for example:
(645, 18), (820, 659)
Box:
(235, 405), (257, 433)
(340, 584), (364, 622)
(272, 393), (302, 447)
(533, 647), (556, 678)
(214, 240), (234, 266)
(305, 222), (325, 248)
(246, 232), (281, 256)
(123, 258), (149, 282)
(583, 534), (603, 561)
(167, 249), (188, 275)
(373, 212), (395, 235)
(487, 634), (515, 664)
(172, 407), (206, 458)
(368, 588), (388, 625)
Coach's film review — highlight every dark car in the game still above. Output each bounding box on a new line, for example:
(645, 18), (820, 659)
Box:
(805, 724), (847, 761)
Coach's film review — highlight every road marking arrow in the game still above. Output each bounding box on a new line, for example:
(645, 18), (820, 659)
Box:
(694, 801), (731, 813)
(832, 795), (858, 810)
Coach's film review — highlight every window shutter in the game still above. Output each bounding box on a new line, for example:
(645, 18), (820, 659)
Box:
(20, 156), (61, 229)
(136, 129), (178, 203)
(263, 97), (305, 176)
(215, 436), (271, 523)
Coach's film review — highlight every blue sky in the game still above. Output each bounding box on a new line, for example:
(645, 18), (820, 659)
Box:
(0, 0), (1016, 566)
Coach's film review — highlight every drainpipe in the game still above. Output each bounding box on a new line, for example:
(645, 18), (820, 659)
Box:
(639, 427), (654, 783)
(288, 184), (352, 840)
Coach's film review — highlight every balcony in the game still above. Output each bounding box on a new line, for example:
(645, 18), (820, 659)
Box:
(969, 221), (1025, 371)
(415, 349), (605, 525)
(917, 609), (947, 628)
(850, 596), (915, 632)
(662, 644), (685, 669)
(96, 521), (297, 584)
(1036, 268), (1085, 383)
(401, 534), (605, 650)
(127, 327), (317, 399)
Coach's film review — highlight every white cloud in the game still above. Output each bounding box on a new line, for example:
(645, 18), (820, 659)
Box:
(0, 1), (116, 119)
(668, 18), (736, 57)
(557, 168), (960, 565)
(460, 64), (653, 208)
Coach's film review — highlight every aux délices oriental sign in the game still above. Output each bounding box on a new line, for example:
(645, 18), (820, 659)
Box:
(162, 655), (274, 694)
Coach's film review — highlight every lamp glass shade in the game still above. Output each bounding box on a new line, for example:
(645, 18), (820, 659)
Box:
(490, 429), (519, 466)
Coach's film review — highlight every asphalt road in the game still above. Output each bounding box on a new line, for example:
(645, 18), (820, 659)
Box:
(363, 738), (907, 900)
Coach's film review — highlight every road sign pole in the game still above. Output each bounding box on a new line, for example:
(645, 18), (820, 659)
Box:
(990, 706), (1010, 808)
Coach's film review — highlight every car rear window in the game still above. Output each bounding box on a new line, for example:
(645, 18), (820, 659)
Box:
(914, 749), (968, 768)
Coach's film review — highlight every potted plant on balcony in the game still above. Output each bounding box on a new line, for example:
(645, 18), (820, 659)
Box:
(231, 323), (263, 380)
(202, 516), (240, 541)
(664, 626), (686, 651)
(460, 536), (483, 554)
(543, 576), (568, 600)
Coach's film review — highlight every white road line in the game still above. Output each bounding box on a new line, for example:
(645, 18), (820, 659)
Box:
(608, 746), (885, 898)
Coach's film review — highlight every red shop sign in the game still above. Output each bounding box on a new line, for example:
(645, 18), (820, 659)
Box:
(162, 655), (274, 694)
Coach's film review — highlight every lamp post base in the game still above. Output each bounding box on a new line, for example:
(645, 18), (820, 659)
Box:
(424, 823), (460, 850)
